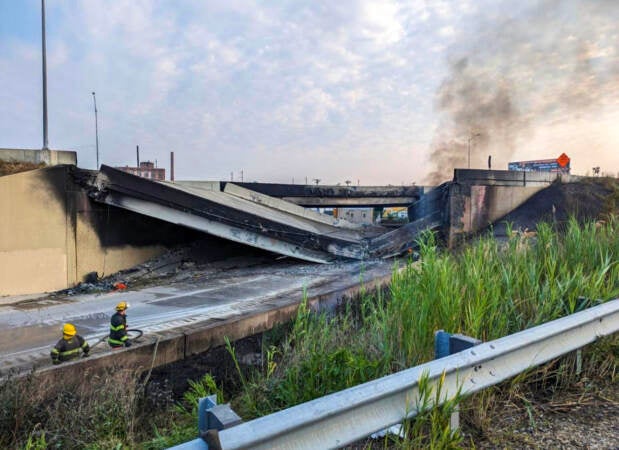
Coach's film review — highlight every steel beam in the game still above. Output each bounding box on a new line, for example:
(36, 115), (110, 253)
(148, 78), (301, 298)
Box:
(282, 196), (417, 207)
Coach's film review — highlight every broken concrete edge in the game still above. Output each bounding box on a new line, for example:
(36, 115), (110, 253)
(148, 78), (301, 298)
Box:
(223, 182), (363, 230)
(92, 165), (371, 261)
(2, 265), (401, 385)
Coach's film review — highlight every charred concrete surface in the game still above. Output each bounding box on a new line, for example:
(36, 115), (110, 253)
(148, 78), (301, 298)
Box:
(0, 165), (434, 295)
(0, 166), (214, 296)
(219, 181), (423, 207)
(91, 165), (382, 262)
(442, 169), (581, 246)
(0, 259), (397, 382)
(89, 166), (432, 263)
(404, 169), (602, 247)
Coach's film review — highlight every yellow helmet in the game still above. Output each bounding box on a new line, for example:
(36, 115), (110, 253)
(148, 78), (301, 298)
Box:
(63, 323), (76, 337)
(115, 301), (129, 311)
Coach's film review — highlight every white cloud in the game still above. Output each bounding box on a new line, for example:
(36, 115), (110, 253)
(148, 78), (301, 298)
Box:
(0, 0), (617, 183)
(438, 26), (455, 38)
(360, 1), (405, 47)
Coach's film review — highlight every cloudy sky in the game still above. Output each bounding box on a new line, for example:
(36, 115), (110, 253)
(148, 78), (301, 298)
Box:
(1, 0), (617, 184)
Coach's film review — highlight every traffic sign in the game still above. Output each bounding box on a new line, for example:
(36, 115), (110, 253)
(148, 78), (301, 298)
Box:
(557, 153), (570, 167)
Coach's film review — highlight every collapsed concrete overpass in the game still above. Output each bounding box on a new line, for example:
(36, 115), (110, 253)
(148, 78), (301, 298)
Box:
(88, 165), (438, 263)
(0, 163), (577, 297)
(210, 181), (423, 207)
(0, 164), (433, 296)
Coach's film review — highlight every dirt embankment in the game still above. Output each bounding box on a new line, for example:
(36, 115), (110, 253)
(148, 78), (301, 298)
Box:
(0, 159), (46, 176)
(463, 381), (619, 449)
(493, 177), (619, 235)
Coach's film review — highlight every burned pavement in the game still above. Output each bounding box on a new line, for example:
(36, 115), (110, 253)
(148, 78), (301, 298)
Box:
(0, 252), (397, 378)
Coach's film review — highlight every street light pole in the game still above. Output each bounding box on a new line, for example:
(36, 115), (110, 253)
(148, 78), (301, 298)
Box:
(92, 92), (99, 168)
(41, 0), (49, 150)
(467, 133), (481, 169)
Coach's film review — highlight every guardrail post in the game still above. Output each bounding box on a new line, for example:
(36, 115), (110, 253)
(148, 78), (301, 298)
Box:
(197, 395), (218, 435)
(199, 396), (243, 450)
(434, 330), (482, 431)
(169, 395), (242, 450)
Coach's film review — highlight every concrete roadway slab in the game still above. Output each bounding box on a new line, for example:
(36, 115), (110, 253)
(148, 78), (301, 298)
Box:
(0, 259), (396, 376)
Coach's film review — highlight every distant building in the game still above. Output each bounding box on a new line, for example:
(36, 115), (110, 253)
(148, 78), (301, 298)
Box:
(382, 207), (408, 220)
(334, 207), (374, 225)
(116, 161), (165, 181)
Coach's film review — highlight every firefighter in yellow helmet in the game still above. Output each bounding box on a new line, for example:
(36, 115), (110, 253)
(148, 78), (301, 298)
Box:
(50, 323), (90, 364)
(108, 301), (131, 348)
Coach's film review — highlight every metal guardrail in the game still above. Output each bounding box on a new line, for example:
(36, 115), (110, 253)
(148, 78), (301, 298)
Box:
(171, 299), (619, 450)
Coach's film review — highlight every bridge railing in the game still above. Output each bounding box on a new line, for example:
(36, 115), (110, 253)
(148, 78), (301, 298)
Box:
(170, 298), (619, 450)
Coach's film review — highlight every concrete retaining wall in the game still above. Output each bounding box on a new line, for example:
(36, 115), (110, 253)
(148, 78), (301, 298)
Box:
(0, 166), (201, 296)
(0, 168), (71, 294)
(446, 169), (580, 246)
(0, 148), (77, 166)
(447, 183), (546, 246)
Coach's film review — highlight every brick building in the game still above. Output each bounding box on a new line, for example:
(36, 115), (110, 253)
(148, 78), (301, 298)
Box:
(116, 161), (165, 181)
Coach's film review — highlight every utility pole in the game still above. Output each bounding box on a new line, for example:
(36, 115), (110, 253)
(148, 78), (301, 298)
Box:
(92, 92), (99, 168)
(41, 0), (49, 150)
(136, 144), (139, 167)
(170, 151), (175, 181)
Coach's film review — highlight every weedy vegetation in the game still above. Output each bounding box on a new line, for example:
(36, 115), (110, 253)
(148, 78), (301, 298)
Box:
(222, 217), (617, 448)
(0, 159), (46, 177)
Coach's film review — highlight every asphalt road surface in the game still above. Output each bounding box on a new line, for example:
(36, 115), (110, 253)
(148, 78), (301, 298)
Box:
(0, 259), (393, 375)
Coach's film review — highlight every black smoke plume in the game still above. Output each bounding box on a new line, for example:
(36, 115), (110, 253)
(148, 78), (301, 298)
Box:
(426, 0), (619, 184)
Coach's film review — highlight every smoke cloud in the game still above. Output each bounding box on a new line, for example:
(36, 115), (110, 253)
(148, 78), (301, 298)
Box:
(426, 0), (619, 184)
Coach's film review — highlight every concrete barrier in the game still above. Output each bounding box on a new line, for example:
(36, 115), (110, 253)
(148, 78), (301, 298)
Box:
(0, 148), (77, 166)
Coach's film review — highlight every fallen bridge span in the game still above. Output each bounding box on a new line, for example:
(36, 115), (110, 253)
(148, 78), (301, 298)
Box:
(88, 166), (437, 262)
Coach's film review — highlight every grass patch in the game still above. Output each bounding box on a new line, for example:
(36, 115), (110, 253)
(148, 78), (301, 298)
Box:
(225, 216), (618, 445)
(0, 159), (46, 176)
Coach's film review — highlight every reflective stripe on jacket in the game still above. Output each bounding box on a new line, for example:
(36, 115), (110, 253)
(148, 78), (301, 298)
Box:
(50, 335), (90, 364)
(108, 312), (128, 347)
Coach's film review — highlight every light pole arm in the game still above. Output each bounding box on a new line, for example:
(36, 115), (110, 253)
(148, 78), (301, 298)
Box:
(92, 92), (99, 169)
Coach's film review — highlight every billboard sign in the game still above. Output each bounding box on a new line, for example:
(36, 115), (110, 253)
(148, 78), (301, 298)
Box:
(508, 153), (570, 173)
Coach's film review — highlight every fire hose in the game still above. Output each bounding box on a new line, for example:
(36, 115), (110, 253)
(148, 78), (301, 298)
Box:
(88, 328), (144, 351)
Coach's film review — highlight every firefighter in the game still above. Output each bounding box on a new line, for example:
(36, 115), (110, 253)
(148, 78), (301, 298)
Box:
(108, 301), (132, 348)
(50, 323), (90, 364)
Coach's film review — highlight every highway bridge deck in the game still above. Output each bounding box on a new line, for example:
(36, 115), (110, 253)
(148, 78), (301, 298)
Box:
(0, 259), (396, 379)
